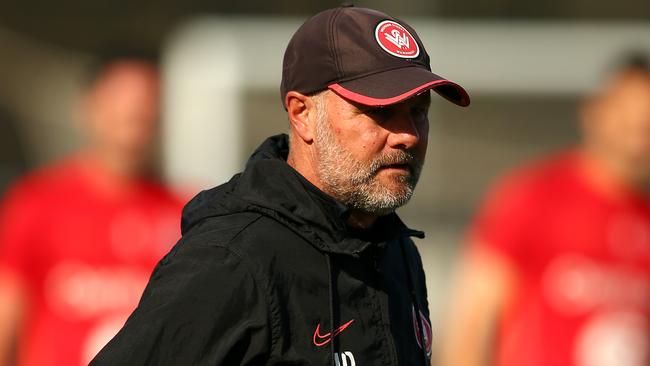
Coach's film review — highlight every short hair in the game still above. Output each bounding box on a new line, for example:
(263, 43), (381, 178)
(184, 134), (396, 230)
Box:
(83, 45), (159, 87)
(611, 49), (650, 74)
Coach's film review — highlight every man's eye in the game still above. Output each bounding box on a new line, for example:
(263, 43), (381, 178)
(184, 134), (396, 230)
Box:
(364, 108), (393, 123)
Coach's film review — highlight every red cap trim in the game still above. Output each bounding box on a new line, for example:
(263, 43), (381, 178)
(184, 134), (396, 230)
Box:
(328, 79), (469, 107)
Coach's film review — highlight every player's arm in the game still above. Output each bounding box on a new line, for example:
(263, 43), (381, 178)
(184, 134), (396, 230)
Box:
(0, 182), (40, 366)
(0, 270), (27, 366)
(437, 167), (534, 366)
(437, 243), (518, 366)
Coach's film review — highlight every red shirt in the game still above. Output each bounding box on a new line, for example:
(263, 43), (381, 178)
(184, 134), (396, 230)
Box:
(470, 151), (650, 366)
(0, 158), (185, 366)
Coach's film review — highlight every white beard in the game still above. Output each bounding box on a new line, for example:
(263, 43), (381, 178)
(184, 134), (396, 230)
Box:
(313, 102), (423, 216)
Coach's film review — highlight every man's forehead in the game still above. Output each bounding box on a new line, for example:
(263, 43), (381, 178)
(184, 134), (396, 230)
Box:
(595, 70), (650, 103)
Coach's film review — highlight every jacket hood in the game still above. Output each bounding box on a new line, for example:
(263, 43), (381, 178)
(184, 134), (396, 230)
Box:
(180, 134), (423, 256)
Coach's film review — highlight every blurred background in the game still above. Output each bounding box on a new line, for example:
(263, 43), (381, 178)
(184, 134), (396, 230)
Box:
(1, 0), (650, 365)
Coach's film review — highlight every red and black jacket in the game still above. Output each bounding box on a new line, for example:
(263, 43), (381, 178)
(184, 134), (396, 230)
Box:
(91, 134), (432, 365)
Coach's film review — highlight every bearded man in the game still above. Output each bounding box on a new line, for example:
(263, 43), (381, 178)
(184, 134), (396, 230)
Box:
(91, 5), (469, 366)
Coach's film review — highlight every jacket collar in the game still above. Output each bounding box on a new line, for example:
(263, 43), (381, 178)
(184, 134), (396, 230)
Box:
(183, 134), (423, 256)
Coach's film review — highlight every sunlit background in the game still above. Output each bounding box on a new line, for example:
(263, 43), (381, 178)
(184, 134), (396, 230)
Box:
(1, 0), (650, 363)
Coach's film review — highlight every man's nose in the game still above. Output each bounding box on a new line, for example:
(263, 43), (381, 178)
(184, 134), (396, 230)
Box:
(386, 110), (422, 150)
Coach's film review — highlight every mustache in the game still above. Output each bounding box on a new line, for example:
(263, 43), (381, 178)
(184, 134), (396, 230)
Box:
(369, 150), (421, 174)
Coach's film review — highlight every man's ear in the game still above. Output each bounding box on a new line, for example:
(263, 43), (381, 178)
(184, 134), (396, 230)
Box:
(286, 91), (316, 143)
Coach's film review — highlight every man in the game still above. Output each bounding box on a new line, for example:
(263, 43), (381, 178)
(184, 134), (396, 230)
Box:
(439, 55), (650, 366)
(0, 53), (184, 366)
(91, 6), (469, 366)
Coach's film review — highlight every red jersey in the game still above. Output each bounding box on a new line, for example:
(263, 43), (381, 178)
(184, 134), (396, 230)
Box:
(0, 158), (185, 366)
(470, 151), (650, 366)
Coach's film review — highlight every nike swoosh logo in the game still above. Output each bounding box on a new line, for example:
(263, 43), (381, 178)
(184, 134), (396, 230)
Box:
(313, 319), (355, 347)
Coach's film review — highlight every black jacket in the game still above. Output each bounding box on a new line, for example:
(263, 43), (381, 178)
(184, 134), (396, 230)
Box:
(91, 134), (432, 365)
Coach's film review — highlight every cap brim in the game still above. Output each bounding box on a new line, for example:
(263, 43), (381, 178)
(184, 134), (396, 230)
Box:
(328, 66), (470, 107)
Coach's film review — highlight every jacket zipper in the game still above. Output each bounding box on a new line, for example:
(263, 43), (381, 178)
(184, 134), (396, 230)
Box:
(372, 254), (400, 365)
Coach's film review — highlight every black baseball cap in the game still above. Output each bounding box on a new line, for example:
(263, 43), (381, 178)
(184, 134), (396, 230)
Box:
(281, 6), (470, 108)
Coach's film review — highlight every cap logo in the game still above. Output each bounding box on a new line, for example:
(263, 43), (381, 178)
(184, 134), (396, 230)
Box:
(375, 20), (420, 59)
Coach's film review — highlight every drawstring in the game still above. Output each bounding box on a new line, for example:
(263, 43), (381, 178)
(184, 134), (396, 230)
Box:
(326, 254), (336, 366)
(399, 238), (429, 366)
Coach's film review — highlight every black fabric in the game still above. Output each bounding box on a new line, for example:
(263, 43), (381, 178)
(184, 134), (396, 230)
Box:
(281, 7), (429, 100)
(336, 66), (471, 107)
(90, 134), (432, 365)
(280, 5), (469, 108)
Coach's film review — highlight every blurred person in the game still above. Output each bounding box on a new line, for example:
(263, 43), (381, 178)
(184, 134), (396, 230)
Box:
(0, 51), (185, 366)
(439, 53), (650, 366)
(0, 107), (28, 195)
(91, 6), (470, 366)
